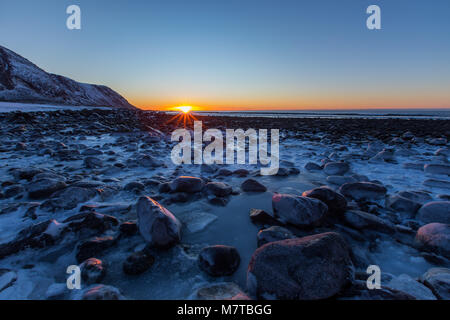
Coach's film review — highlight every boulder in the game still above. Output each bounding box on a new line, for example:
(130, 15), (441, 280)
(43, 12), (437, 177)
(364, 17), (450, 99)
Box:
(304, 162), (322, 171)
(170, 176), (204, 193)
(205, 182), (232, 197)
(385, 195), (421, 218)
(272, 194), (328, 227)
(80, 258), (106, 284)
(415, 223), (450, 258)
(343, 210), (395, 234)
(424, 164), (450, 176)
(123, 250), (155, 275)
(249, 209), (280, 225)
(323, 162), (350, 175)
(257, 226), (295, 247)
(241, 179), (267, 192)
(76, 237), (116, 263)
(339, 182), (387, 201)
(387, 274), (436, 300)
(136, 196), (181, 248)
(27, 178), (67, 199)
(420, 268), (450, 300)
(247, 232), (354, 299)
(416, 201), (450, 224)
(302, 186), (347, 215)
(81, 285), (124, 300)
(198, 245), (240, 277)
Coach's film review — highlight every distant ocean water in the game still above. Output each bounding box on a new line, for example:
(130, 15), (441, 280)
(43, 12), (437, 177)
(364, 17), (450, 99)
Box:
(190, 109), (450, 120)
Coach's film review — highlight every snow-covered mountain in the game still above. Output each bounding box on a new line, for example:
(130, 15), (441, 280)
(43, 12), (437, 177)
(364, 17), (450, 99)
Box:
(0, 45), (136, 109)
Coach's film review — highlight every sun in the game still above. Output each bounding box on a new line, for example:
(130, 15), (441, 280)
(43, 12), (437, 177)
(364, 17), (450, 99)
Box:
(176, 105), (192, 114)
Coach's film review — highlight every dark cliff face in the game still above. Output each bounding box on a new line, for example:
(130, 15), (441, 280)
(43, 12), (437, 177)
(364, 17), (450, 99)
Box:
(0, 45), (136, 109)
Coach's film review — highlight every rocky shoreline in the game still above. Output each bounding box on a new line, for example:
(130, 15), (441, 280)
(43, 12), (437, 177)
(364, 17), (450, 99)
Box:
(0, 108), (449, 300)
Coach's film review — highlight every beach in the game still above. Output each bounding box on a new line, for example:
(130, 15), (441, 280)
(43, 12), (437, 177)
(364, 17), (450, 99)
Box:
(0, 108), (449, 300)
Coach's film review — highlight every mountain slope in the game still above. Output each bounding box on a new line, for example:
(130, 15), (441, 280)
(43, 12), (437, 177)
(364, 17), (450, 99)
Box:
(0, 45), (136, 109)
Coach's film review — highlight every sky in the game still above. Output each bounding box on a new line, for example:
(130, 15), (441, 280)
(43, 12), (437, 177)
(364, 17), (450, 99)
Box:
(1, 0), (450, 111)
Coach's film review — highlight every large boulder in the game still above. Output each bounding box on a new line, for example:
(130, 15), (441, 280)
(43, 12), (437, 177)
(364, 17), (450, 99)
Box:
(420, 268), (450, 300)
(247, 232), (354, 299)
(416, 201), (450, 225)
(302, 186), (347, 215)
(339, 182), (387, 201)
(198, 245), (240, 277)
(136, 196), (181, 248)
(415, 223), (450, 258)
(323, 162), (350, 175)
(170, 176), (204, 193)
(272, 194), (328, 227)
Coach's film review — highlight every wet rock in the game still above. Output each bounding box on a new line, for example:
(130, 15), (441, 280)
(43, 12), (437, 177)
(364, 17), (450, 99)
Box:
(427, 138), (447, 146)
(4, 185), (24, 198)
(323, 162), (350, 175)
(81, 148), (103, 156)
(420, 268), (450, 300)
(76, 236), (116, 263)
(124, 181), (145, 192)
(119, 221), (138, 236)
(205, 182), (232, 197)
(198, 245), (240, 277)
(423, 179), (450, 189)
(63, 211), (119, 233)
(136, 154), (163, 167)
(435, 148), (450, 158)
(326, 175), (357, 186)
(241, 179), (267, 192)
(136, 196), (181, 248)
(387, 274), (436, 300)
(0, 269), (17, 292)
(397, 190), (432, 205)
(424, 164), (450, 176)
(343, 210), (395, 234)
(41, 187), (97, 211)
(233, 169), (249, 177)
(340, 280), (416, 300)
(249, 209), (280, 225)
(170, 176), (204, 193)
(272, 194), (328, 227)
(339, 182), (387, 201)
(302, 186), (347, 215)
(257, 226), (295, 247)
(81, 285), (124, 300)
(304, 162), (322, 171)
(416, 201), (450, 225)
(216, 168), (233, 177)
(194, 282), (246, 300)
(84, 156), (103, 169)
(123, 250), (155, 275)
(80, 258), (106, 284)
(247, 232), (354, 300)
(0, 220), (57, 259)
(200, 164), (218, 174)
(385, 194), (422, 218)
(11, 168), (43, 181)
(415, 223), (450, 258)
(369, 148), (395, 163)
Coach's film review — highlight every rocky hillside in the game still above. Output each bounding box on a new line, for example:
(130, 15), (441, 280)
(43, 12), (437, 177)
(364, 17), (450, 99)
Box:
(0, 45), (136, 109)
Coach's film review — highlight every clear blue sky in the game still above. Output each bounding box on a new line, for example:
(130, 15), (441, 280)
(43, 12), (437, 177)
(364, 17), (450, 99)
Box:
(1, 0), (449, 110)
